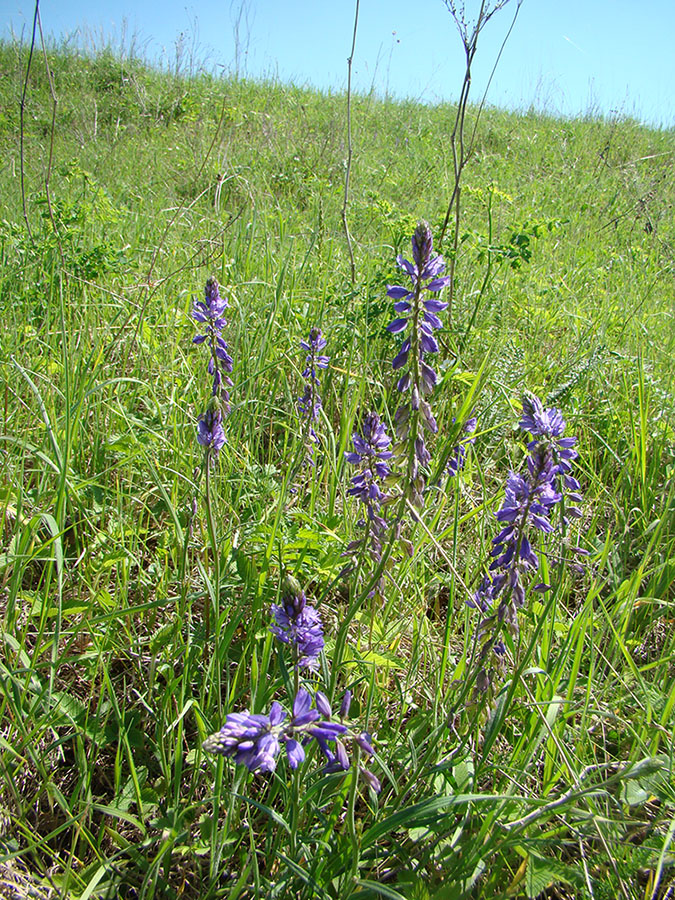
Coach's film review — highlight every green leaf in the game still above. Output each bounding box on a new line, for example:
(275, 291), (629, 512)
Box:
(453, 757), (474, 792)
(234, 547), (259, 584)
(232, 793), (291, 834)
(526, 855), (558, 898)
(407, 826), (429, 842)
(362, 796), (457, 848)
(619, 755), (670, 805)
(354, 879), (410, 899)
(526, 855), (580, 899)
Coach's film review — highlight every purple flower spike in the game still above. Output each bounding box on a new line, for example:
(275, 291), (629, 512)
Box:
(344, 412), (393, 593)
(192, 277), (234, 456)
(203, 686), (381, 789)
(270, 575), (325, 671)
(202, 708), (283, 773)
(470, 393), (584, 693)
(297, 328), (329, 464)
(385, 222), (449, 509)
(385, 222), (449, 349)
(197, 406), (226, 455)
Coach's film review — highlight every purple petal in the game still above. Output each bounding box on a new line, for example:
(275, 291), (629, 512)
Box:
(360, 768), (381, 793)
(292, 688), (312, 719)
(420, 361), (437, 390)
(392, 339), (411, 370)
(396, 372), (410, 392)
(396, 255), (416, 278)
(386, 285), (410, 299)
(340, 691), (352, 719)
(423, 298), (448, 313)
(315, 692), (332, 718)
(335, 740), (350, 770)
(386, 318), (408, 334)
(420, 256), (445, 280)
(285, 739), (305, 769)
(424, 276), (450, 292)
(423, 311), (443, 330)
(355, 732), (375, 756)
(309, 721), (348, 740)
(269, 701), (286, 727)
(419, 330), (438, 354)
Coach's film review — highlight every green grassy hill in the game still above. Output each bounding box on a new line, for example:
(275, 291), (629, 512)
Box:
(1, 40), (674, 900)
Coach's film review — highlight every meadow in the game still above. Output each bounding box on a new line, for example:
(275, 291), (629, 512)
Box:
(0, 29), (674, 900)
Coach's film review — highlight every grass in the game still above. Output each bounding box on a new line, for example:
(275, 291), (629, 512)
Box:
(1, 31), (675, 900)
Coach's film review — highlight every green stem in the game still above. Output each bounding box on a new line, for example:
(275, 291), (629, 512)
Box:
(204, 454), (222, 717)
(346, 749), (361, 885)
(438, 487), (461, 692)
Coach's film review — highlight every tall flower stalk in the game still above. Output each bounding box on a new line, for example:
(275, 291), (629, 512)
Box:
(345, 412), (393, 565)
(387, 221), (449, 509)
(343, 412), (394, 641)
(471, 392), (583, 692)
(191, 276), (234, 667)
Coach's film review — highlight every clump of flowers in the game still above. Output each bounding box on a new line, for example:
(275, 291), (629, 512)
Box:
(342, 412), (395, 601)
(270, 575), (325, 671)
(192, 276), (233, 459)
(471, 392), (583, 690)
(386, 221), (449, 508)
(297, 327), (329, 458)
(192, 276), (233, 409)
(203, 686), (380, 790)
(205, 563), (380, 790)
(196, 402), (226, 456)
(345, 413), (393, 548)
(203, 687), (345, 773)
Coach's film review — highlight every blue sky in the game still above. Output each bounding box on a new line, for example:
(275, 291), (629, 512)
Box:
(3, 0), (674, 127)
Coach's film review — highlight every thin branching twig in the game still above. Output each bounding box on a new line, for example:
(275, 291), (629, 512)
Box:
(438, 0), (522, 321)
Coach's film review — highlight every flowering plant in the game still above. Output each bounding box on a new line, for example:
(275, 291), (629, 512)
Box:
(471, 392), (583, 690)
(386, 221), (449, 508)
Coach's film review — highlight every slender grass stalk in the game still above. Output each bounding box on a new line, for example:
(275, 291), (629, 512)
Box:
(341, 0), (360, 286)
